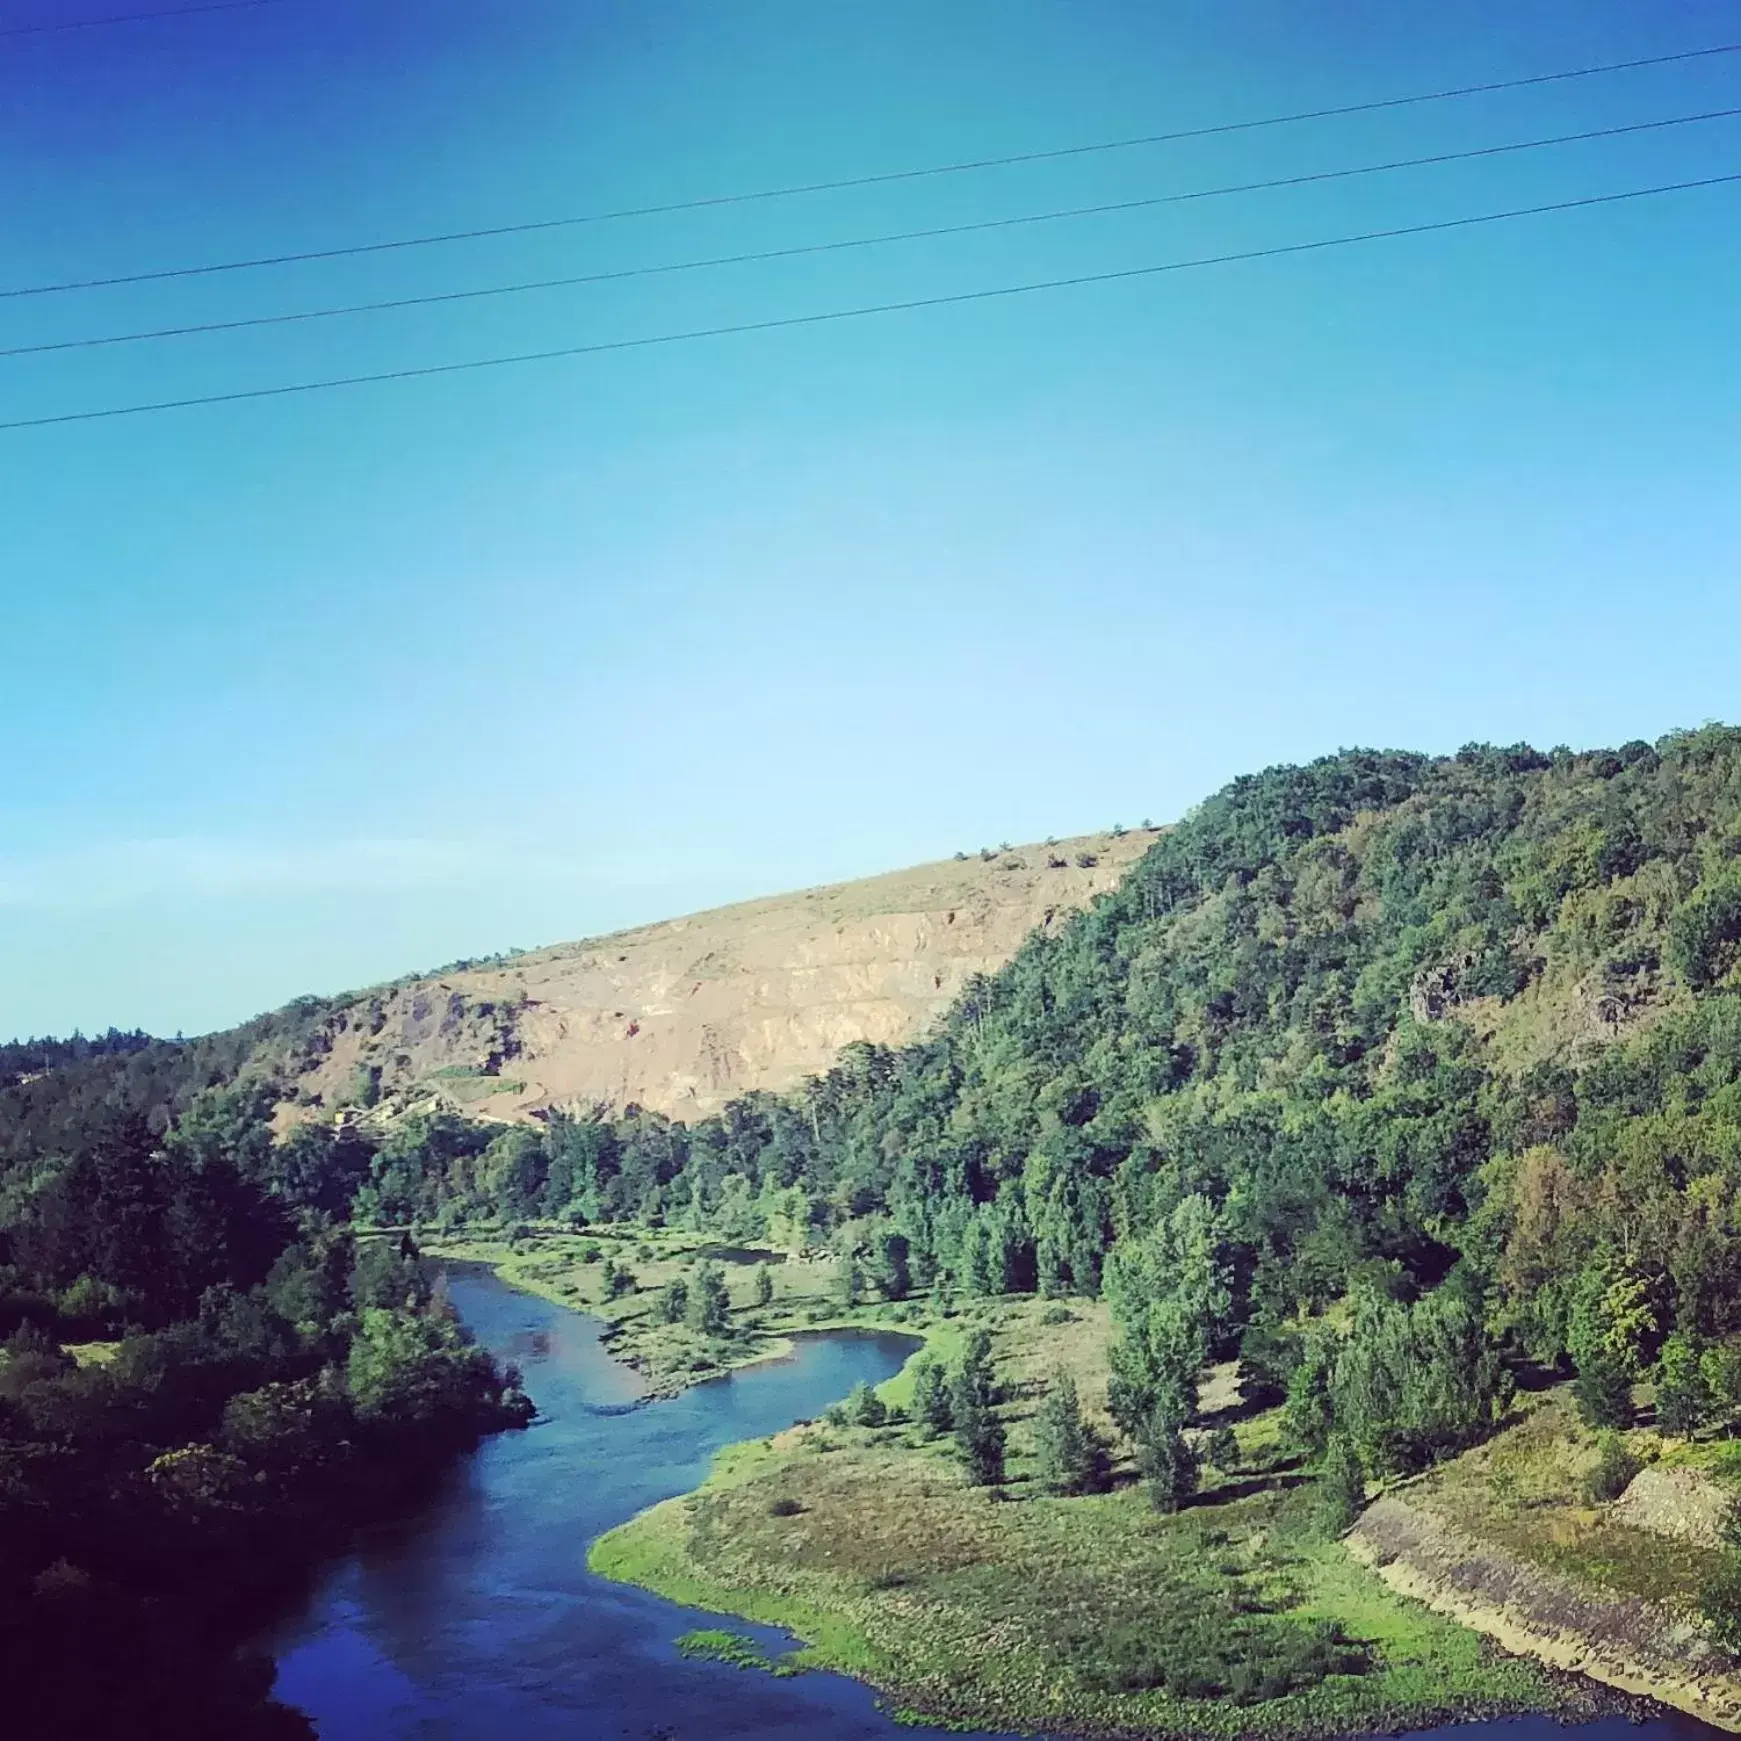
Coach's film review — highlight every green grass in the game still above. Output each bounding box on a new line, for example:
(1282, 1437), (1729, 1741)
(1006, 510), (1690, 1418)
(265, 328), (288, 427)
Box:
(1405, 1389), (1725, 1610)
(62, 1340), (120, 1368)
(674, 1627), (803, 1675)
(590, 1299), (1578, 1740)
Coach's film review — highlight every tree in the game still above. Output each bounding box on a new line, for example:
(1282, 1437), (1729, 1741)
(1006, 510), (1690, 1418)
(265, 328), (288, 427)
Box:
(1572, 1345), (1635, 1430)
(833, 1252), (862, 1309)
(1033, 1370), (1111, 1495)
(685, 1261), (730, 1335)
(1284, 1325), (1338, 1458)
(955, 1392), (1006, 1486)
(601, 1258), (637, 1299)
(849, 1380), (888, 1427)
(345, 1307), (494, 1433)
(1704, 1340), (1741, 1433)
(1318, 1434), (1366, 1534)
(1585, 1431), (1641, 1503)
(1329, 1287), (1503, 1475)
(951, 1331), (1005, 1484)
(869, 1230), (911, 1301)
(751, 1263), (774, 1309)
(1202, 1424), (1240, 1476)
(657, 1276), (689, 1324)
(1703, 1499), (1741, 1653)
(1135, 1402), (1197, 1512)
(911, 1355), (952, 1436)
(952, 1329), (999, 1415)
(1656, 1331), (1713, 1436)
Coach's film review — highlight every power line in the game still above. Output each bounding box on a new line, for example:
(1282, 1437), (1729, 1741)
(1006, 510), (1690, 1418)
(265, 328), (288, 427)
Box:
(5, 169), (1735, 434)
(10, 104), (1738, 361)
(0, 0), (290, 38)
(5, 38), (1739, 298)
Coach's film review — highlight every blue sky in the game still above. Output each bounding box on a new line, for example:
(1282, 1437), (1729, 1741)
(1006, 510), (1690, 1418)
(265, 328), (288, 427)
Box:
(3, 0), (1739, 1040)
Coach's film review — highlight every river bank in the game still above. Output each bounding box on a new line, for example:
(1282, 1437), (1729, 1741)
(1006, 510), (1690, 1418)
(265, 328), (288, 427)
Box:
(263, 1266), (1029, 1741)
(587, 1292), (1641, 1741)
(425, 1225), (951, 1396)
(334, 1246), (1727, 1741)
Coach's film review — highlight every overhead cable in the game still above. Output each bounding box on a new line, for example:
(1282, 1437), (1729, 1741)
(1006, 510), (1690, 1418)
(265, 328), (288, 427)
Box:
(9, 104), (1738, 360)
(4, 38), (1739, 297)
(0, 0), (290, 38)
(5, 169), (1736, 432)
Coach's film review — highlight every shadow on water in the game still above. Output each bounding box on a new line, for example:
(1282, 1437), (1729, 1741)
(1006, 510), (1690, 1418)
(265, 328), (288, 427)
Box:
(260, 1269), (1727, 1741)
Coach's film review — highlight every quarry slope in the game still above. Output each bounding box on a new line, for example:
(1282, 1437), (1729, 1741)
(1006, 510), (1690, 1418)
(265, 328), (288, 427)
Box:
(288, 831), (1150, 1124)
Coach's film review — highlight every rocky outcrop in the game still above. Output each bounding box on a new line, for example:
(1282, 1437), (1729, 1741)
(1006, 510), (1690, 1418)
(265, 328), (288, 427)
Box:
(1611, 1465), (1729, 1549)
(1348, 1493), (1741, 1731)
(281, 831), (1151, 1124)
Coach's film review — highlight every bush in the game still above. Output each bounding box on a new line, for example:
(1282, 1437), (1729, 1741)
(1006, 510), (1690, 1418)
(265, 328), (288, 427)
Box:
(1318, 1434), (1366, 1534)
(767, 1495), (804, 1517)
(1202, 1425), (1241, 1474)
(1585, 1431), (1642, 1503)
(1702, 1547), (1741, 1654)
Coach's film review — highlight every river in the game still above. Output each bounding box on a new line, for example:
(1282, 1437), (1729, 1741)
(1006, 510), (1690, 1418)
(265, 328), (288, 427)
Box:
(264, 1266), (1721, 1741)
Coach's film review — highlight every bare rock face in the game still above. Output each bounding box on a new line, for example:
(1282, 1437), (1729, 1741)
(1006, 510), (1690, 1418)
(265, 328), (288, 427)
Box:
(284, 831), (1151, 1125)
(1610, 1464), (1728, 1548)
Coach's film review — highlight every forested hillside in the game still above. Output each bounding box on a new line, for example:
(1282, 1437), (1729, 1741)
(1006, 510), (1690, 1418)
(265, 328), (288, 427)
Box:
(14, 729), (1741, 1379)
(333, 727), (1741, 1397)
(13, 726), (1741, 1730)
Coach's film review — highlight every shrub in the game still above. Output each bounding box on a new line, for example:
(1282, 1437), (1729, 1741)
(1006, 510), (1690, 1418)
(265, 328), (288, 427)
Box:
(1318, 1434), (1366, 1534)
(1202, 1425), (1241, 1474)
(849, 1380), (887, 1428)
(1585, 1431), (1641, 1503)
(1702, 1544), (1741, 1654)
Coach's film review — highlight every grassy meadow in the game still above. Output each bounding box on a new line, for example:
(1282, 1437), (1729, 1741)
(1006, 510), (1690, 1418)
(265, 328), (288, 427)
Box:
(585, 1290), (1588, 1739)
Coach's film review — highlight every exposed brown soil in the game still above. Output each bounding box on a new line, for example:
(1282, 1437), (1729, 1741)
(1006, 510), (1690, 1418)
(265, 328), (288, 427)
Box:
(282, 830), (1151, 1125)
(1349, 1493), (1741, 1731)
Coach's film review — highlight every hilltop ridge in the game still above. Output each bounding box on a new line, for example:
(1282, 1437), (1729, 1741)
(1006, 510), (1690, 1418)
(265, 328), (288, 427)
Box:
(280, 829), (1151, 1125)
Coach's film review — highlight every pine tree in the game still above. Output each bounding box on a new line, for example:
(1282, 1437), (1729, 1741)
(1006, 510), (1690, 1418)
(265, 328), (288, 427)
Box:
(833, 1253), (861, 1309)
(1656, 1331), (1712, 1436)
(657, 1276), (688, 1324)
(1135, 1402), (1197, 1512)
(911, 1355), (953, 1436)
(1033, 1370), (1111, 1495)
(1572, 1346), (1634, 1429)
(955, 1392), (1006, 1486)
(751, 1263), (774, 1309)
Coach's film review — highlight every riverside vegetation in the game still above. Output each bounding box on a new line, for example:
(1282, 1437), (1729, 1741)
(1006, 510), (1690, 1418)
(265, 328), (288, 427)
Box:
(14, 729), (1741, 1731)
